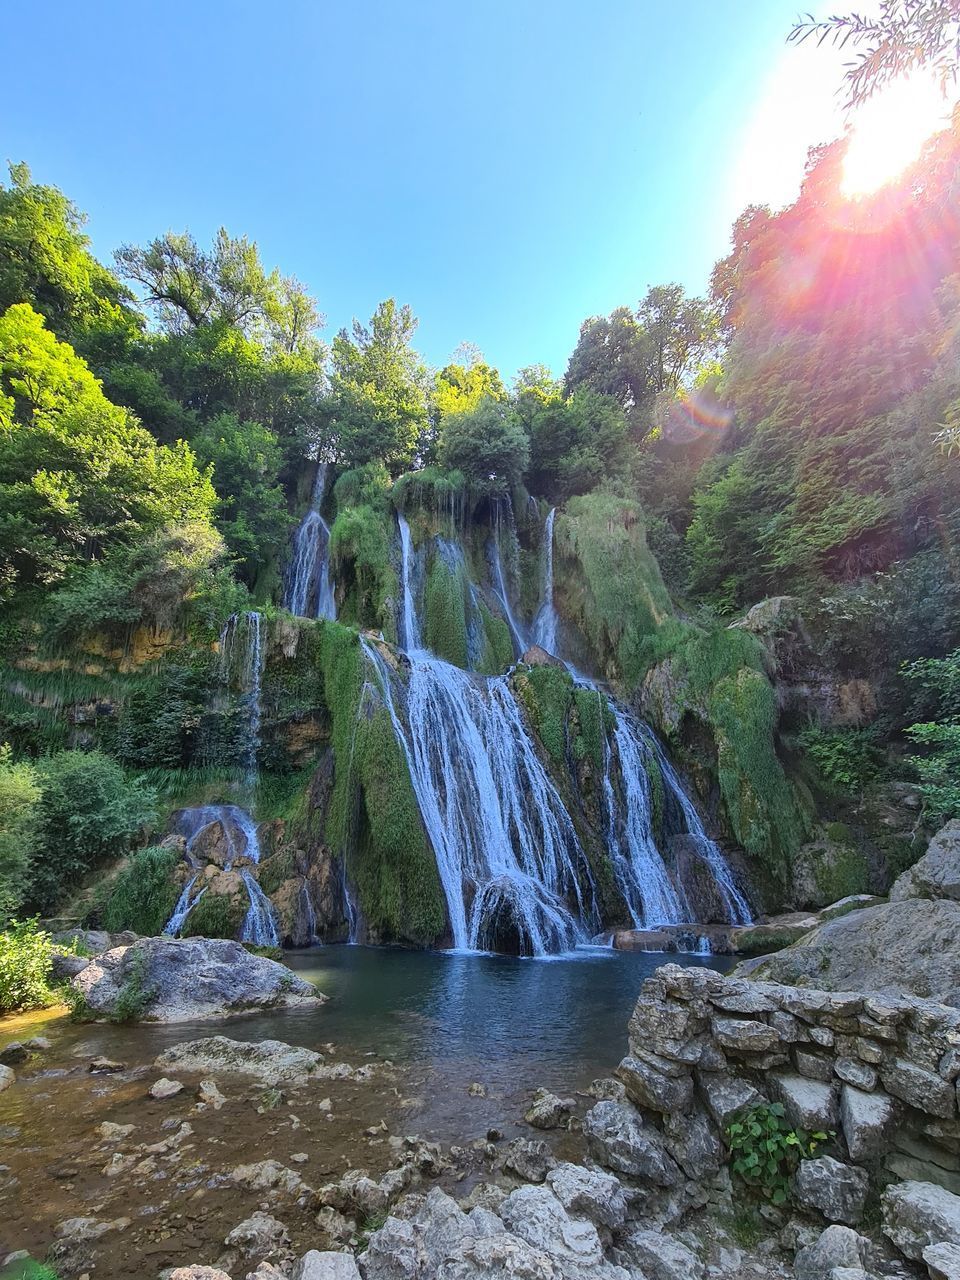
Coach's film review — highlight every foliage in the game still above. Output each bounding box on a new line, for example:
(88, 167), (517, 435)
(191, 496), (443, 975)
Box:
(790, 2), (960, 106)
(434, 354), (506, 419)
(903, 648), (960, 821)
(726, 1102), (829, 1205)
(423, 553), (469, 668)
(183, 891), (245, 940)
(796, 725), (883, 794)
(516, 666), (573, 764)
(98, 846), (181, 936)
(28, 751), (157, 913)
(519, 387), (631, 502)
(329, 502), (398, 640)
(0, 744), (40, 922)
(439, 399), (529, 496)
(0, 917), (54, 1014)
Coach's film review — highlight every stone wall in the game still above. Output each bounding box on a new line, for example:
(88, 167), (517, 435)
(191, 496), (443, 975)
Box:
(619, 963), (960, 1195)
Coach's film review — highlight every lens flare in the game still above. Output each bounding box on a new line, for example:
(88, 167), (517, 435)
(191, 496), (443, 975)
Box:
(842, 73), (950, 197)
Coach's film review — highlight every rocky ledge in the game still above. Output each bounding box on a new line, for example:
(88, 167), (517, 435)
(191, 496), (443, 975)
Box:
(71, 936), (322, 1021)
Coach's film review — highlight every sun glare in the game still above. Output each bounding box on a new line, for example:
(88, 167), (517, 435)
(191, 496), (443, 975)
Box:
(842, 73), (950, 197)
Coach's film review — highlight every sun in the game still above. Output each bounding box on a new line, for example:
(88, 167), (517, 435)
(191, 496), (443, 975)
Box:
(842, 72), (951, 197)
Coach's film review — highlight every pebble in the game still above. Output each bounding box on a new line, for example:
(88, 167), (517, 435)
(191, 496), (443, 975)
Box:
(89, 1057), (125, 1073)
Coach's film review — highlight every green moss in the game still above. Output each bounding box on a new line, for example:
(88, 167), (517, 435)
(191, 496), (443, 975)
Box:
(572, 685), (610, 771)
(353, 705), (446, 943)
(553, 492), (673, 686)
(515, 665), (573, 764)
(423, 555), (469, 668)
(183, 892), (246, 939)
(98, 846), (181, 936)
(475, 603), (515, 676)
(811, 843), (870, 903)
(392, 467), (467, 525)
(709, 667), (809, 883)
(257, 847), (297, 897)
(642, 750), (667, 842)
(329, 504), (398, 642)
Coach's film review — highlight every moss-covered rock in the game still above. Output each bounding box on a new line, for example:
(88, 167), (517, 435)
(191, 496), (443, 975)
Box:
(792, 835), (871, 909)
(423, 554), (469, 668)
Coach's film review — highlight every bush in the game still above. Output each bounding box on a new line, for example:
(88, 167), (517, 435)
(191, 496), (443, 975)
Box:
(726, 1102), (829, 1205)
(439, 399), (529, 496)
(98, 846), (181, 936)
(796, 725), (883, 794)
(0, 918), (55, 1014)
(28, 751), (157, 913)
(0, 744), (40, 922)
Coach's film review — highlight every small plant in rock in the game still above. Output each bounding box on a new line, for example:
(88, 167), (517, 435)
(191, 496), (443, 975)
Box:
(110, 950), (156, 1024)
(726, 1102), (829, 1205)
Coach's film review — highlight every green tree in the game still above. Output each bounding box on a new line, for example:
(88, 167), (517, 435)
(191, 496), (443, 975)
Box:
(434, 352), (507, 419)
(440, 399), (529, 494)
(192, 412), (292, 583)
(520, 387), (630, 501)
(0, 745), (39, 921)
(325, 299), (429, 471)
(0, 304), (217, 593)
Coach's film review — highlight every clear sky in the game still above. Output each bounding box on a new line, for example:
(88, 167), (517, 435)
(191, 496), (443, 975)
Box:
(4, 1), (853, 380)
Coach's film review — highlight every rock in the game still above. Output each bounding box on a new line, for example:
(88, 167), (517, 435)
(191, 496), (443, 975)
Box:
(882, 1179), (960, 1260)
(24, 1035), (51, 1051)
(769, 1072), (839, 1130)
(546, 1163), (627, 1229)
(0, 1065), (14, 1093)
(750, 899), (960, 1006)
(711, 1016), (781, 1053)
(468, 1082), (487, 1097)
(662, 1104), (724, 1179)
(626, 1229), (704, 1280)
(169, 1269), (234, 1280)
(198, 1079), (227, 1109)
(834, 1058), (877, 1091)
(224, 1212), (290, 1255)
(149, 1076), (184, 1099)
(794, 1156), (869, 1225)
(522, 645), (565, 668)
(0, 1042), (28, 1066)
(503, 1138), (556, 1183)
(96, 1121), (135, 1141)
(924, 1241), (960, 1280)
(156, 1036), (325, 1084)
(891, 821), (960, 903)
(524, 1088), (575, 1130)
(72, 936), (322, 1021)
(499, 1185), (607, 1272)
(292, 1253), (361, 1280)
(616, 1055), (693, 1113)
(699, 1073), (764, 1127)
(358, 1215), (426, 1280)
(230, 1160), (310, 1198)
(840, 1086), (898, 1162)
(581, 1100), (681, 1185)
(437, 1232), (559, 1279)
(794, 1225), (871, 1279)
(51, 951), (92, 979)
(88, 1056), (125, 1072)
(881, 1059), (957, 1118)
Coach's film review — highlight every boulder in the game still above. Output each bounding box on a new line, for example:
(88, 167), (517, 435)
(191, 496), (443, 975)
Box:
(499, 1185), (604, 1271)
(224, 1211), (290, 1254)
(581, 1100), (681, 1185)
(71, 936), (322, 1021)
(0, 1065), (14, 1093)
(749, 900), (960, 1006)
(839, 1086), (898, 1162)
(156, 1035), (325, 1084)
(699, 1073), (764, 1127)
(616, 1055), (693, 1113)
(793, 1225), (872, 1279)
(436, 1232), (560, 1279)
(924, 1242), (960, 1280)
(521, 645), (565, 668)
(503, 1138), (556, 1183)
(794, 1156), (869, 1225)
(524, 1088), (575, 1130)
(882, 1179), (960, 1261)
(148, 1076), (184, 1099)
(769, 1072), (839, 1130)
(292, 1253), (361, 1280)
(545, 1163), (627, 1230)
(358, 1215), (426, 1279)
(625, 1229), (704, 1280)
(891, 821), (960, 903)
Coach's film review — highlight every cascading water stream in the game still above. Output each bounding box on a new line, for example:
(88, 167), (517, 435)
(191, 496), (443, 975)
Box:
(240, 870), (281, 947)
(489, 499), (528, 658)
(285, 464), (337, 620)
(397, 514), (421, 651)
(164, 875), (206, 936)
(532, 507), (559, 655)
(219, 611), (265, 787)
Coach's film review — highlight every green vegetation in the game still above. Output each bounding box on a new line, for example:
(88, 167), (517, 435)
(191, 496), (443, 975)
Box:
(726, 1102), (830, 1205)
(423, 555), (469, 668)
(0, 917), (55, 1014)
(439, 399), (530, 496)
(110, 947), (157, 1023)
(183, 891), (246, 940)
(903, 649), (960, 822)
(516, 665), (573, 765)
(98, 846), (181, 936)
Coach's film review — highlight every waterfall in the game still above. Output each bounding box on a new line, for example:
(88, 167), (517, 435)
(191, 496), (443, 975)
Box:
(532, 508), (559, 655)
(397, 514), (421, 651)
(363, 639), (596, 955)
(489, 499), (528, 658)
(342, 863), (361, 944)
(163, 874), (206, 936)
(240, 870), (280, 947)
(285, 464), (337, 620)
(219, 611), (265, 786)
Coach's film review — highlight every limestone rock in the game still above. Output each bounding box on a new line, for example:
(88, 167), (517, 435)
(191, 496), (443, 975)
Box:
(149, 1076), (184, 1099)
(699, 1073), (764, 1127)
(769, 1072), (839, 1130)
(794, 1156), (869, 1225)
(840, 1086), (898, 1162)
(499, 1185), (605, 1271)
(358, 1215), (427, 1280)
(71, 936), (321, 1021)
(545, 1163), (626, 1230)
(581, 1100), (681, 1185)
(522, 645), (565, 668)
(224, 1211), (290, 1254)
(292, 1253), (361, 1280)
(616, 1055), (693, 1113)
(197, 1079), (227, 1109)
(436, 1232), (559, 1279)
(891, 821), (960, 903)
(794, 1225), (871, 1279)
(169, 1269), (234, 1280)
(503, 1138), (556, 1183)
(626, 1229), (704, 1280)
(0, 1065), (14, 1093)
(750, 899), (960, 1006)
(156, 1036), (325, 1085)
(524, 1088), (575, 1130)
(230, 1159), (310, 1198)
(662, 1104), (724, 1179)
(924, 1241), (960, 1280)
(882, 1179), (960, 1261)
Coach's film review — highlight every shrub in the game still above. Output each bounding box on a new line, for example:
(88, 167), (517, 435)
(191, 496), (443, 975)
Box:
(726, 1102), (829, 1204)
(0, 744), (40, 923)
(183, 892), (245, 939)
(27, 750), (157, 913)
(0, 918), (55, 1014)
(797, 725), (883, 794)
(98, 846), (181, 936)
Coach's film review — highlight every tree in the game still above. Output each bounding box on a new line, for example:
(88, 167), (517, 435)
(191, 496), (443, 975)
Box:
(325, 299), (430, 472)
(191, 412), (292, 583)
(790, 1), (960, 107)
(520, 387), (631, 501)
(0, 745), (39, 921)
(440, 399), (529, 494)
(434, 354), (506, 419)
(0, 304), (217, 592)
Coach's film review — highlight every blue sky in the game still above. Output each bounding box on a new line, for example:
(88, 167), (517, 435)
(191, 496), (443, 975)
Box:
(4, 1), (846, 380)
